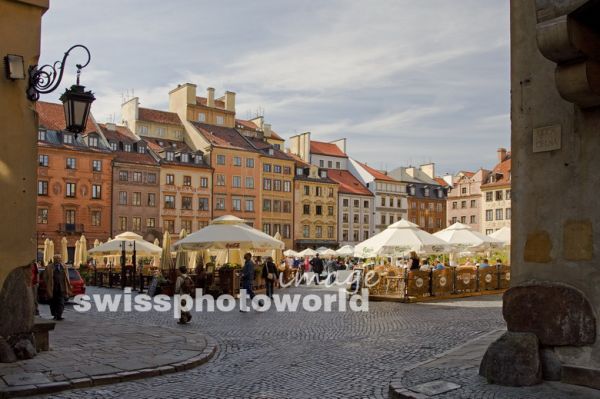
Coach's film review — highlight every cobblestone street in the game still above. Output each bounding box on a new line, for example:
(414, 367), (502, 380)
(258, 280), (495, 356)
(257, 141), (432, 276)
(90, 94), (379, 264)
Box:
(25, 286), (504, 399)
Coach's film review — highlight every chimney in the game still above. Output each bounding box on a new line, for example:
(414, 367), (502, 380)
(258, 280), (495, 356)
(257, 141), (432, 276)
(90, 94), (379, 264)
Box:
(224, 91), (236, 112)
(406, 167), (416, 177)
(263, 123), (272, 138)
(207, 87), (215, 107)
(105, 122), (116, 131)
(420, 163), (435, 179)
(497, 147), (507, 162)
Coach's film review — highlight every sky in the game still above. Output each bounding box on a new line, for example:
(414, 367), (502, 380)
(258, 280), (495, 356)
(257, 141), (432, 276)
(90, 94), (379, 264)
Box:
(40, 0), (510, 175)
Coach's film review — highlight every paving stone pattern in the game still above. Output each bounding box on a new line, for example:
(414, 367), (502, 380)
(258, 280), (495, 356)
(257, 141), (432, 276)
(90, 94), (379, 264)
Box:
(21, 287), (505, 399)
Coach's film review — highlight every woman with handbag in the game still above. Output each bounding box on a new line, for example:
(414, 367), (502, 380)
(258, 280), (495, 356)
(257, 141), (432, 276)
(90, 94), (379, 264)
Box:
(262, 256), (278, 299)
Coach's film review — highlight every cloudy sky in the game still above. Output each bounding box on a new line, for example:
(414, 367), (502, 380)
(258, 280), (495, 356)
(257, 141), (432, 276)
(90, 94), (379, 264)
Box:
(40, 1), (509, 175)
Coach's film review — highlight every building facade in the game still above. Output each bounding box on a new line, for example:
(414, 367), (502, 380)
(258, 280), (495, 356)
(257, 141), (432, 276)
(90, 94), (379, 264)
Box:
(480, 148), (511, 235)
(36, 102), (114, 260)
(447, 169), (490, 232)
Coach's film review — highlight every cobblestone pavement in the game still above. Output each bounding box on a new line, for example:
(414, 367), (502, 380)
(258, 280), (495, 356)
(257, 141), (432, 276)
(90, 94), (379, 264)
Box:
(392, 329), (600, 399)
(29, 286), (505, 399)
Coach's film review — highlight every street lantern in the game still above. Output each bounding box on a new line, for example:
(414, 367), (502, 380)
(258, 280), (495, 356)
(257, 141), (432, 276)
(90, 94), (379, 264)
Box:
(25, 44), (95, 134)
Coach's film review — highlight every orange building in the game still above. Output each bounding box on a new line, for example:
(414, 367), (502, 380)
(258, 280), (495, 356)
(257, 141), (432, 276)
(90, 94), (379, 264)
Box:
(36, 102), (114, 261)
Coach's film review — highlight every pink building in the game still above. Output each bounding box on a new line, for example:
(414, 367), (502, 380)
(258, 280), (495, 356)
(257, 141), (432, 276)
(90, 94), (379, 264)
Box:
(447, 168), (491, 233)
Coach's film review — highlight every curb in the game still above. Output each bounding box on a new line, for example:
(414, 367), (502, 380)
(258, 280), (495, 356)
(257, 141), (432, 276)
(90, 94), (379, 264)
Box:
(0, 336), (218, 399)
(388, 329), (504, 399)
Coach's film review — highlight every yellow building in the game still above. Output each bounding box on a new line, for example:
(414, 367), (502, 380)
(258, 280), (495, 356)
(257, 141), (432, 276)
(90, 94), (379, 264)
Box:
(290, 156), (339, 250)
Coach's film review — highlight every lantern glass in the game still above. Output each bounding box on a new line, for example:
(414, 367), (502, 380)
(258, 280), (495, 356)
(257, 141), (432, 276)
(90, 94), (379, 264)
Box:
(60, 85), (95, 134)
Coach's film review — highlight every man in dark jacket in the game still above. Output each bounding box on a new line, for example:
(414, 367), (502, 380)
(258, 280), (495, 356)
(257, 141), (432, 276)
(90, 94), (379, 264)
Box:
(241, 253), (255, 312)
(310, 254), (324, 284)
(44, 255), (71, 320)
(262, 256), (278, 298)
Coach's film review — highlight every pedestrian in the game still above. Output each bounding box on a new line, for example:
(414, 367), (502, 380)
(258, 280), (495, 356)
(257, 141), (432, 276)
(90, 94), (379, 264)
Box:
(175, 265), (194, 324)
(310, 253), (324, 284)
(262, 256), (278, 299)
(479, 259), (490, 269)
(31, 261), (40, 316)
(409, 251), (420, 270)
(240, 252), (255, 312)
(326, 257), (337, 283)
(43, 255), (71, 321)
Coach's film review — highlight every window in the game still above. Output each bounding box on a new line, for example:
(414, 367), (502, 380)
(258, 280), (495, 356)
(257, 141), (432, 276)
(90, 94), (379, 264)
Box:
(319, 160), (324, 167)
(283, 181), (291, 192)
(132, 217), (141, 231)
(304, 186), (310, 196)
(38, 155), (48, 167)
(353, 230), (359, 241)
(437, 203), (443, 212)
(303, 204), (310, 215)
(179, 175), (190, 187)
(156, 127), (165, 137)
(328, 206), (334, 216)
(470, 215), (476, 224)
(181, 219), (192, 233)
(343, 213), (349, 223)
(273, 200), (281, 212)
(110, 142), (117, 151)
(342, 230), (349, 241)
(88, 136), (98, 147)
(496, 208), (504, 220)
(245, 199), (254, 211)
(66, 158), (76, 169)
(91, 210), (101, 226)
(283, 224), (291, 239)
(132, 192), (141, 206)
(232, 176), (241, 188)
(233, 156), (241, 166)
(216, 174), (225, 186)
(274, 165), (282, 173)
(245, 177), (254, 189)
(424, 187), (430, 197)
(381, 215), (386, 225)
(119, 191), (128, 205)
(200, 177), (208, 188)
(506, 190), (511, 200)
(328, 188), (334, 197)
(147, 218), (156, 228)
(63, 134), (73, 144)
(506, 208), (511, 220)
(90, 160), (101, 172)
(148, 193), (156, 207)
(461, 201), (467, 209)
(164, 220), (175, 234)
(132, 172), (142, 182)
(165, 151), (173, 161)
(124, 144), (132, 152)
(470, 200), (476, 208)
(485, 209), (493, 221)
(283, 166), (291, 175)
(138, 145), (146, 154)
(165, 195), (175, 209)
(343, 199), (349, 208)
(63, 210), (76, 226)
(336, 161), (341, 169)
(486, 192), (493, 202)
(119, 171), (128, 181)
(175, 130), (183, 140)
(197, 113), (206, 122)
(181, 153), (189, 163)
(283, 201), (291, 213)
(460, 216), (466, 223)
(37, 208), (48, 224)
(38, 130), (46, 141)
(215, 197), (225, 210)
(66, 183), (76, 197)
(166, 174), (174, 185)
(274, 180), (282, 191)
(182, 196), (193, 210)
(452, 202), (458, 209)
(263, 178), (272, 190)
(92, 184), (101, 199)
(263, 223), (271, 235)
(381, 197), (386, 207)
(37, 180), (48, 196)
(138, 125), (148, 135)
(364, 231), (369, 240)
(263, 163), (272, 172)
(246, 158), (254, 168)
(315, 187), (322, 197)
(216, 115), (224, 125)
(495, 190), (503, 201)
(232, 198), (241, 211)
(328, 226), (334, 239)
(486, 229), (495, 235)
(451, 216), (458, 224)
(316, 226), (322, 238)
(217, 154), (225, 165)
(119, 216), (127, 231)
(263, 199), (272, 211)
(363, 214), (369, 224)
(353, 214), (359, 223)
(364, 200), (369, 208)
(198, 198), (209, 211)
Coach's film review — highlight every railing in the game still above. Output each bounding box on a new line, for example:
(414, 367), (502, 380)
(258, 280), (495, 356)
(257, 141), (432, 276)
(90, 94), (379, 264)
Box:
(58, 223), (84, 233)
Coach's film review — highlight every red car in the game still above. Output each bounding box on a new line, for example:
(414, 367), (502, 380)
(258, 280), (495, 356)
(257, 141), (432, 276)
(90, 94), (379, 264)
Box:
(38, 267), (86, 303)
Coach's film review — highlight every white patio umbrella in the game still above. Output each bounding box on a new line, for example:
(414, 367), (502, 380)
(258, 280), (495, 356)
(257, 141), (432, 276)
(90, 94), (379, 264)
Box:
(173, 215), (284, 251)
(93, 239), (100, 248)
(354, 220), (450, 258)
(489, 226), (511, 245)
(321, 248), (337, 257)
(61, 236), (68, 263)
(160, 231), (173, 271)
(336, 245), (354, 257)
(79, 234), (88, 266)
(88, 231), (162, 257)
(43, 238), (54, 264)
(434, 223), (504, 252)
(298, 248), (318, 257)
(73, 240), (80, 267)
(316, 246), (330, 254)
(283, 249), (298, 257)
(175, 229), (188, 269)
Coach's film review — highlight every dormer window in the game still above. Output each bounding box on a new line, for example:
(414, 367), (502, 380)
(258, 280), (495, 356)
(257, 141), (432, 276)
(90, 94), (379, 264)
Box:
(423, 186), (430, 197)
(195, 155), (202, 164)
(181, 153), (189, 163)
(38, 130), (46, 141)
(296, 167), (303, 176)
(437, 189), (443, 198)
(268, 148), (274, 156)
(409, 186), (416, 196)
(124, 143), (132, 152)
(109, 142), (117, 151)
(138, 145), (146, 154)
(166, 151), (174, 161)
(320, 170), (327, 178)
(88, 135), (98, 147)
(63, 134), (73, 144)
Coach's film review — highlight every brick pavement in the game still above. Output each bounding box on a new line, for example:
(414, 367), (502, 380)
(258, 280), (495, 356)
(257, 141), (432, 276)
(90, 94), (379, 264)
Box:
(19, 286), (505, 398)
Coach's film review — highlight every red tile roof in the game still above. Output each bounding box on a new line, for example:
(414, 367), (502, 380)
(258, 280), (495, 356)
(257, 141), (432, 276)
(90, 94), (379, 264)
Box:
(357, 161), (397, 182)
(138, 108), (182, 125)
(327, 169), (372, 196)
(247, 137), (294, 161)
(36, 101), (96, 134)
(286, 151), (310, 168)
(235, 119), (284, 141)
(481, 154), (511, 189)
(434, 177), (449, 187)
(192, 122), (258, 152)
(98, 124), (159, 166)
(310, 141), (347, 158)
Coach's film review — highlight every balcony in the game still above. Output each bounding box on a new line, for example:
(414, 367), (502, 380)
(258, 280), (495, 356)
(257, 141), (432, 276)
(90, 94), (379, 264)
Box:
(58, 223), (84, 234)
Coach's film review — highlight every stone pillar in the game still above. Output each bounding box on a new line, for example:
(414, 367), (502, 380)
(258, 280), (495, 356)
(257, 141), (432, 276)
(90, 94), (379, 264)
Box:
(0, 0), (49, 360)
(480, 0), (600, 389)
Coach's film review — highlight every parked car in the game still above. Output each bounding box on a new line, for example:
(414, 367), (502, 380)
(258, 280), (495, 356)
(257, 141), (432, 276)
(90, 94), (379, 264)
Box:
(38, 267), (86, 303)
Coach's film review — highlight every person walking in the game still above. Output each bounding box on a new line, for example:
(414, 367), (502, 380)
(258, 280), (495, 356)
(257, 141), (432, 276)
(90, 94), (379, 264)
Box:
(31, 261), (40, 316)
(175, 265), (194, 324)
(241, 252), (255, 312)
(310, 253), (324, 284)
(44, 255), (71, 321)
(262, 256), (278, 299)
